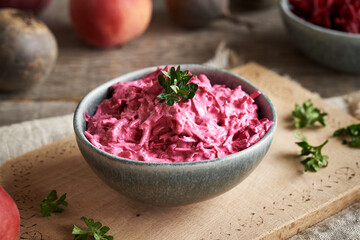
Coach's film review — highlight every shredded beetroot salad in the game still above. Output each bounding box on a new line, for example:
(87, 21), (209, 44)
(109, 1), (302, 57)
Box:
(289, 0), (360, 34)
(84, 67), (273, 163)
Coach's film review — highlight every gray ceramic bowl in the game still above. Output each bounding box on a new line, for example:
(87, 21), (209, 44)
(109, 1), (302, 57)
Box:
(73, 64), (277, 206)
(280, 0), (360, 74)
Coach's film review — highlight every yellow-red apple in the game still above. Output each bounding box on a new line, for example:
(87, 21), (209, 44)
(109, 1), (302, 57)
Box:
(69, 0), (153, 48)
(0, 186), (20, 240)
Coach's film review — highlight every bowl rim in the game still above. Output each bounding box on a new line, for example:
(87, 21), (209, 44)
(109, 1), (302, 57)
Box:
(280, 0), (360, 39)
(73, 64), (277, 167)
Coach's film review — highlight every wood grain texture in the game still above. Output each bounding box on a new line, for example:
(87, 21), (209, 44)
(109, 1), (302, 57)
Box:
(0, 63), (359, 239)
(0, 0), (359, 126)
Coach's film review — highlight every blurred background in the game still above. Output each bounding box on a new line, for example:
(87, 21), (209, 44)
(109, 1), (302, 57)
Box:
(0, 0), (359, 126)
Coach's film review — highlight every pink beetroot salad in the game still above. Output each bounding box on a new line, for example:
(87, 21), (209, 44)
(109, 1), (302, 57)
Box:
(84, 66), (273, 163)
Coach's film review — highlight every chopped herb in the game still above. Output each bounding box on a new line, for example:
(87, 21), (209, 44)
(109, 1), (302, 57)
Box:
(40, 190), (68, 217)
(72, 216), (113, 240)
(294, 133), (329, 172)
(157, 66), (198, 106)
(292, 99), (327, 128)
(333, 123), (360, 148)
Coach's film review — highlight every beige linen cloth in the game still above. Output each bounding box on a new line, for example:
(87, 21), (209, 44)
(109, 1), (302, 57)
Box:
(1, 43), (359, 239)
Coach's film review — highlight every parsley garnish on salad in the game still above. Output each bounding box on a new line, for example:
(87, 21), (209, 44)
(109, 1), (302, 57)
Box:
(157, 66), (198, 106)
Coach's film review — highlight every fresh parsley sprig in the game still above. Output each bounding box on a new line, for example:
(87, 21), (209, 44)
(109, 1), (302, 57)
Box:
(72, 216), (113, 240)
(40, 190), (68, 217)
(294, 133), (329, 172)
(292, 99), (327, 128)
(333, 123), (360, 148)
(157, 66), (198, 106)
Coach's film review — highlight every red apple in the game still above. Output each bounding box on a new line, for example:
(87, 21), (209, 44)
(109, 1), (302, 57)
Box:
(0, 186), (20, 240)
(0, 0), (52, 15)
(69, 0), (153, 48)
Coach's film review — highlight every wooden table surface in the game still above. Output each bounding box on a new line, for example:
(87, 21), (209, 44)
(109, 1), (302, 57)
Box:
(0, 0), (359, 126)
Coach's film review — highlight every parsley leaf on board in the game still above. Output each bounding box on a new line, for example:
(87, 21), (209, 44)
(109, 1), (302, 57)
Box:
(333, 123), (360, 148)
(292, 99), (327, 128)
(157, 66), (198, 106)
(294, 133), (329, 172)
(40, 190), (68, 217)
(72, 216), (113, 240)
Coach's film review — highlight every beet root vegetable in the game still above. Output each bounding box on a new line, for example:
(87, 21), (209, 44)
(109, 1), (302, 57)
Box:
(0, 9), (57, 92)
(166, 0), (253, 29)
(166, 0), (227, 28)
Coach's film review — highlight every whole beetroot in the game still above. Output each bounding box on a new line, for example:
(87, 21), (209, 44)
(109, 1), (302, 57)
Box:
(166, 0), (228, 29)
(166, 0), (253, 29)
(0, 9), (57, 91)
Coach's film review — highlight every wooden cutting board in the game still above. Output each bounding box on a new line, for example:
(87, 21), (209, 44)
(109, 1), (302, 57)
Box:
(1, 63), (359, 240)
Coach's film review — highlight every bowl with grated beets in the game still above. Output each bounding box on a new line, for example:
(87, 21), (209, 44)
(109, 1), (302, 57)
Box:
(73, 64), (277, 206)
(280, 0), (360, 74)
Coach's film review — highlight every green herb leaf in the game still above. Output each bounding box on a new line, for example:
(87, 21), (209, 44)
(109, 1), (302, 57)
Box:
(292, 99), (327, 128)
(157, 66), (198, 106)
(40, 190), (68, 217)
(333, 123), (360, 148)
(294, 133), (329, 172)
(73, 217), (113, 240)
